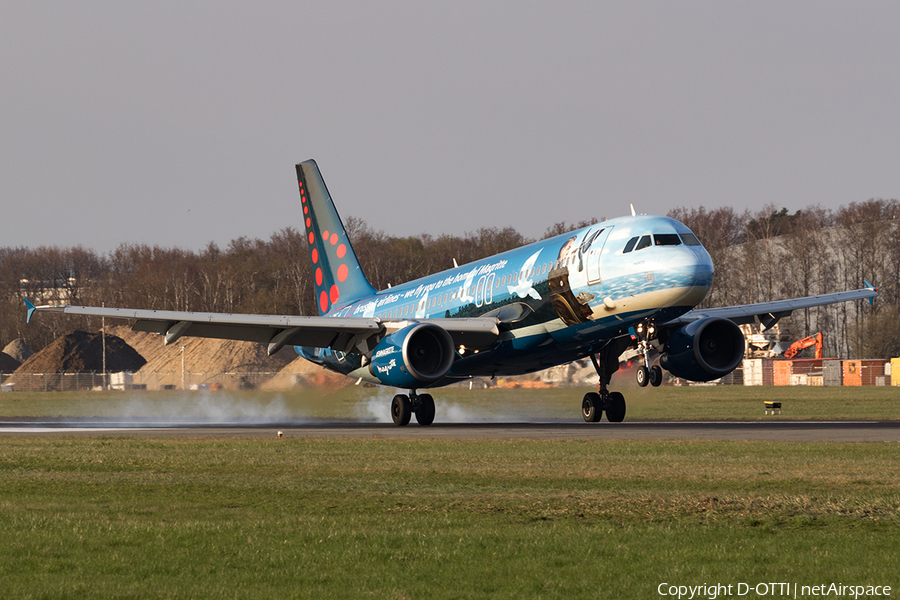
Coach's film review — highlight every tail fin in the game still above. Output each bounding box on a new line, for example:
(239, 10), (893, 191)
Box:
(297, 160), (377, 315)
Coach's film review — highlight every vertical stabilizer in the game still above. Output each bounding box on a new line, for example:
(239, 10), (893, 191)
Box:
(297, 160), (377, 315)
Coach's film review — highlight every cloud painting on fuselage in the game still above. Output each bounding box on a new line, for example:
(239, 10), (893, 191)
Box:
(26, 159), (878, 426)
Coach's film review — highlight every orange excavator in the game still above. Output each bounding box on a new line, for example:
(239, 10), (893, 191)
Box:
(783, 332), (824, 359)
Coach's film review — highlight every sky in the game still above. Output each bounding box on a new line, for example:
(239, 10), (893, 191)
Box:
(3, 1), (899, 253)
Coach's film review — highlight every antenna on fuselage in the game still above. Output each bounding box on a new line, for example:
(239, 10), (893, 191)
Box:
(453, 258), (459, 268)
(630, 204), (636, 217)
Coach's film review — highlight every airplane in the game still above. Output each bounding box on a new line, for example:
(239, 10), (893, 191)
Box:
(25, 160), (879, 425)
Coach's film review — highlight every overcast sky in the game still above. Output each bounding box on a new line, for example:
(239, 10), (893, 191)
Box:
(3, 1), (899, 253)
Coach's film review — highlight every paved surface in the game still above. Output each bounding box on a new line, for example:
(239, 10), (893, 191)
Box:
(1, 418), (899, 441)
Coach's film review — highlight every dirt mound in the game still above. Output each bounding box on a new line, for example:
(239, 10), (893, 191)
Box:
(107, 326), (296, 373)
(262, 354), (354, 390)
(14, 330), (146, 373)
(3, 339), (34, 363)
(0, 352), (21, 373)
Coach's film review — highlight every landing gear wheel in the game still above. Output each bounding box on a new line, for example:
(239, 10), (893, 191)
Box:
(605, 392), (626, 422)
(582, 392), (602, 423)
(391, 394), (411, 426)
(649, 365), (663, 387)
(636, 366), (650, 387)
(415, 394), (435, 426)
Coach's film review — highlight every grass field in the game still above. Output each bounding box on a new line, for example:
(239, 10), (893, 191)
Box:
(1, 435), (898, 598)
(1, 386), (898, 598)
(0, 384), (897, 421)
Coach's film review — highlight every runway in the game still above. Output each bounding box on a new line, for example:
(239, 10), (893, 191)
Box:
(1, 418), (899, 441)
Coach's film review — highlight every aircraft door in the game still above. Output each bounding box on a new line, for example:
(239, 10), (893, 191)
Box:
(586, 226), (614, 285)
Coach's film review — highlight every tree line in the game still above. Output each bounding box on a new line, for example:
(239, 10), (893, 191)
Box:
(1, 201), (897, 358)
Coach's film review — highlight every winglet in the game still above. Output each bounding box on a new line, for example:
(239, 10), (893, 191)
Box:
(864, 280), (878, 305)
(24, 298), (36, 324)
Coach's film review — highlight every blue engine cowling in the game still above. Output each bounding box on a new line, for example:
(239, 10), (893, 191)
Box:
(369, 323), (455, 388)
(659, 317), (745, 382)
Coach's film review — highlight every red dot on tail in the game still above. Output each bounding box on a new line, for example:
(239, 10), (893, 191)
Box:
(337, 264), (348, 282)
(337, 244), (346, 258)
(315, 268), (323, 286)
(308, 232), (314, 244)
(330, 285), (340, 304)
(306, 217), (311, 228)
(303, 205), (308, 215)
(323, 230), (329, 239)
(330, 233), (338, 245)
(311, 248), (318, 264)
(320, 291), (329, 313)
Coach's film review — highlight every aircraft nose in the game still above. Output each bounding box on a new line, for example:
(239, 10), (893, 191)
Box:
(666, 246), (714, 289)
(666, 251), (696, 270)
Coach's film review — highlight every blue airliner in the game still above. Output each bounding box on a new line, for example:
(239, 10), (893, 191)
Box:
(27, 160), (878, 425)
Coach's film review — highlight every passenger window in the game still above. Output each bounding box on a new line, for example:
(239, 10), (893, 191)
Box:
(623, 237), (639, 253)
(634, 235), (652, 251)
(681, 233), (701, 246)
(654, 234), (682, 246)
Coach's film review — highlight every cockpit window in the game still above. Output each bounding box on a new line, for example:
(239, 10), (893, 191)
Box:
(654, 234), (682, 246)
(623, 236), (639, 253)
(634, 235), (652, 251)
(680, 233), (701, 246)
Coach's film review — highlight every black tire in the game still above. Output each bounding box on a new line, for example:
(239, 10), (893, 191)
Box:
(605, 391), (626, 423)
(415, 394), (435, 426)
(582, 392), (602, 423)
(649, 365), (663, 387)
(636, 366), (650, 387)
(391, 394), (411, 426)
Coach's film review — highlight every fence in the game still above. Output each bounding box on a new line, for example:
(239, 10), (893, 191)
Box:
(0, 372), (284, 392)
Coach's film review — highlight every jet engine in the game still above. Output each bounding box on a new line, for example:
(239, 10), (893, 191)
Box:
(659, 317), (745, 382)
(369, 323), (455, 388)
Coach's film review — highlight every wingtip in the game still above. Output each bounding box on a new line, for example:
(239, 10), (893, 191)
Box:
(864, 280), (878, 305)
(24, 298), (36, 324)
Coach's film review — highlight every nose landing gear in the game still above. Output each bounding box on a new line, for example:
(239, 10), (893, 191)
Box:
(634, 322), (663, 388)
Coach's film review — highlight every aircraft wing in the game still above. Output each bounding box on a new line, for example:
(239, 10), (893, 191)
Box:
(662, 284), (879, 330)
(25, 302), (500, 355)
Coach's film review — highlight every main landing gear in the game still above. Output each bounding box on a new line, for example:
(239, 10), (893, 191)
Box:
(583, 343), (627, 423)
(390, 390), (435, 426)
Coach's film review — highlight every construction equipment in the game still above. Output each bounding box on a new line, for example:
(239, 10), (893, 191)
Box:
(783, 332), (824, 359)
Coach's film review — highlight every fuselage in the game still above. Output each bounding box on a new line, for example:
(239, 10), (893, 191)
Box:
(298, 214), (714, 384)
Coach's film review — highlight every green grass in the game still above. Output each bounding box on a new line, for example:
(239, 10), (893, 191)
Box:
(0, 384), (897, 420)
(1, 436), (898, 598)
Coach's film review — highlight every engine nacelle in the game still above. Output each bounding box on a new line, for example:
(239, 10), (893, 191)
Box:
(369, 323), (455, 388)
(659, 317), (745, 382)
